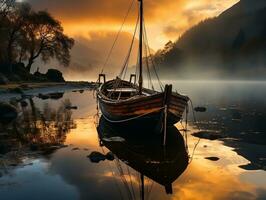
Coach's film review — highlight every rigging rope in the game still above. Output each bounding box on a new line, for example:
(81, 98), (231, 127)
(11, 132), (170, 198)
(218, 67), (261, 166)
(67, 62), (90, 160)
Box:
(126, 166), (136, 200)
(143, 32), (154, 90)
(106, 11), (139, 100)
(99, 0), (135, 76)
(100, 147), (124, 200)
(188, 98), (201, 164)
(96, 0), (164, 96)
(120, 10), (140, 79)
(143, 21), (164, 91)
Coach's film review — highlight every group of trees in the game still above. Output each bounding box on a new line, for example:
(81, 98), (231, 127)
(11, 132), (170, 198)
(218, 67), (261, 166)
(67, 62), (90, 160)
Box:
(152, 0), (266, 79)
(0, 0), (74, 74)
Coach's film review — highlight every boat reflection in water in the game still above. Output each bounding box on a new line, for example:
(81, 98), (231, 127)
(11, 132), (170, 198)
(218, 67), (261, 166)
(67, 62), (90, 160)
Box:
(96, 116), (189, 198)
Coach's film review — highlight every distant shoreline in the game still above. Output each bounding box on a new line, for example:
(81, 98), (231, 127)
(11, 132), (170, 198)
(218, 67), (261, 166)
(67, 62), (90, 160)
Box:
(0, 81), (98, 101)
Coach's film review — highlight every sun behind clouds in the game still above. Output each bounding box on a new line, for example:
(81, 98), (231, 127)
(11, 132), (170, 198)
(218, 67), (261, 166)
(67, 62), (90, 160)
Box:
(25, 0), (238, 50)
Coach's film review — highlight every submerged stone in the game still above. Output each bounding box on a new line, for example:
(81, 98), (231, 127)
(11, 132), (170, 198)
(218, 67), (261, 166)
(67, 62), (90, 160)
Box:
(192, 131), (225, 140)
(20, 100), (28, 107)
(30, 143), (39, 151)
(0, 73), (9, 84)
(65, 105), (78, 110)
(0, 143), (11, 154)
(8, 87), (24, 94)
(19, 84), (30, 89)
(38, 93), (50, 100)
(194, 107), (207, 112)
(87, 151), (106, 163)
(0, 102), (18, 124)
(46, 69), (65, 82)
(48, 93), (64, 100)
(105, 152), (115, 161)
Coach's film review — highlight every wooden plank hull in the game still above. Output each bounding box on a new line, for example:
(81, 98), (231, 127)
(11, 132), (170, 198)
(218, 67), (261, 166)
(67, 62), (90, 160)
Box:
(97, 80), (189, 127)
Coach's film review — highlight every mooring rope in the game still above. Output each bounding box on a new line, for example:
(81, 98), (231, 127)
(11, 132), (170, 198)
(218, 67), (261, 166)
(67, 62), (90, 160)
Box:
(143, 20), (164, 92)
(188, 98), (202, 164)
(100, 147), (124, 200)
(100, 0), (135, 75)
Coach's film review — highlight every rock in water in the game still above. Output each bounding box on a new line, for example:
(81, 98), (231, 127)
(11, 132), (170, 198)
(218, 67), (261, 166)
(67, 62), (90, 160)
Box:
(19, 84), (30, 89)
(194, 106), (207, 112)
(48, 93), (64, 100)
(87, 151), (106, 163)
(38, 93), (50, 100)
(0, 102), (18, 124)
(105, 152), (115, 161)
(0, 73), (9, 84)
(65, 105), (78, 110)
(20, 100), (28, 107)
(46, 69), (65, 82)
(8, 87), (24, 94)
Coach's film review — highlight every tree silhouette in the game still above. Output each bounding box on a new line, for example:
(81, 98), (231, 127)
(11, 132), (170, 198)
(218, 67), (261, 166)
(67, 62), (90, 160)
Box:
(0, 2), (32, 73)
(22, 11), (74, 72)
(0, 0), (16, 66)
(6, 3), (31, 68)
(0, 0), (15, 21)
(0, 1), (74, 74)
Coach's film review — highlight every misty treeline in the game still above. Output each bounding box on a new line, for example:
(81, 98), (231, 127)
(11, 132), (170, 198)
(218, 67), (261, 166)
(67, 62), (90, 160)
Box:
(153, 0), (266, 79)
(0, 0), (74, 74)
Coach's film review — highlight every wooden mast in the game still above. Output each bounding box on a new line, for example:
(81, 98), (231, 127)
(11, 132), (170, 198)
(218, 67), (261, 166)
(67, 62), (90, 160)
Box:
(138, 0), (143, 94)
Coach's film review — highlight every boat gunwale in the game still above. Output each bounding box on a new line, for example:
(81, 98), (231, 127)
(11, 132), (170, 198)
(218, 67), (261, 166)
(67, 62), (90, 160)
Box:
(97, 79), (189, 105)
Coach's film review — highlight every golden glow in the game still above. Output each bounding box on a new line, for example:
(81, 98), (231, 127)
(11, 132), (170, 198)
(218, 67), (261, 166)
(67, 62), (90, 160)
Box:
(29, 0), (239, 50)
(61, 118), (264, 200)
(171, 162), (258, 200)
(64, 116), (100, 147)
(63, 23), (135, 39)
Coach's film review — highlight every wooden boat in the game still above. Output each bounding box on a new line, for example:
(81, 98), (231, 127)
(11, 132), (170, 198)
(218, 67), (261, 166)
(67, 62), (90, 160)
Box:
(97, 116), (189, 196)
(97, 0), (189, 128)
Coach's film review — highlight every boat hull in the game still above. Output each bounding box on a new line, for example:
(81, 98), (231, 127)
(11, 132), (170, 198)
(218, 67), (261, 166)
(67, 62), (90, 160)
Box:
(97, 80), (189, 127)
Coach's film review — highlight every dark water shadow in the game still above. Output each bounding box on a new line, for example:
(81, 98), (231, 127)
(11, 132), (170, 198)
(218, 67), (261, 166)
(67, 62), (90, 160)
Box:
(37, 92), (65, 100)
(97, 116), (189, 196)
(190, 106), (266, 171)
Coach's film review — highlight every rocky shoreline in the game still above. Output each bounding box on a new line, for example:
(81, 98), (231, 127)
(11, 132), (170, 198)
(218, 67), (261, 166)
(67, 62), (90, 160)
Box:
(0, 81), (98, 100)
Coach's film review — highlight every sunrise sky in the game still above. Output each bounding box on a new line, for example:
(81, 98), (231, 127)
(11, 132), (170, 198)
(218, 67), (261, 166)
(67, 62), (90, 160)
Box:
(25, 0), (239, 50)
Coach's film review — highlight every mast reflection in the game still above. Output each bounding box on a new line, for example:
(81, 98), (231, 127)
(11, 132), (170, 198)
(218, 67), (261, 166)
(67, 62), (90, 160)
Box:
(97, 116), (189, 197)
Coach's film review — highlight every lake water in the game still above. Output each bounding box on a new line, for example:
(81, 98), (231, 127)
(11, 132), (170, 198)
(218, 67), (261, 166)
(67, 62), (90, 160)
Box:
(0, 81), (266, 200)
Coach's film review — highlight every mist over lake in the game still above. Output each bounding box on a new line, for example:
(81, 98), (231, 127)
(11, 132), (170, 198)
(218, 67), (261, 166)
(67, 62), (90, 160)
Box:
(1, 0), (266, 200)
(0, 81), (266, 199)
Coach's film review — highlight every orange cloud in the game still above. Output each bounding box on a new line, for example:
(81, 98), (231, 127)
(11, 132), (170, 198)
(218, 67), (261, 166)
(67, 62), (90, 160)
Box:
(25, 0), (238, 49)
(26, 0), (184, 23)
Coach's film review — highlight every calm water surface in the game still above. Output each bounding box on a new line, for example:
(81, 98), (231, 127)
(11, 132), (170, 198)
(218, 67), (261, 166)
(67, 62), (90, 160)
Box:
(0, 81), (266, 200)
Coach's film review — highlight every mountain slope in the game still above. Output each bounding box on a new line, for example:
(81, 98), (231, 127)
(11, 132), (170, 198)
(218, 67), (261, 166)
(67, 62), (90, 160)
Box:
(155, 0), (266, 79)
